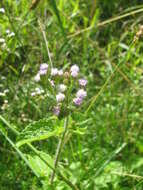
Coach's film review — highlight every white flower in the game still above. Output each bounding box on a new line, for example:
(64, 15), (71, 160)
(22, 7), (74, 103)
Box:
(6, 29), (10, 34)
(51, 68), (58, 76)
(7, 32), (15, 38)
(71, 71), (78, 78)
(31, 92), (36, 97)
(73, 97), (83, 106)
(53, 106), (60, 116)
(4, 89), (9, 93)
(79, 78), (87, 86)
(70, 64), (79, 73)
(35, 88), (43, 94)
(76, 89), (87, 99)
(0, 38), (5, 43)
(0, 92), (5, 96)
(40, 63), (48, 70)
(1, 76), (6, 80)
(58, 69), (63, 76)
(59, 84), (67, 92)
(70, 65), (79, 78)
(38, 69), (47, 75)
(34, 74), (40, 82)
(56, 93), (65, 102)
(4, 100), (8, 104)
(0, 8), (5, 13)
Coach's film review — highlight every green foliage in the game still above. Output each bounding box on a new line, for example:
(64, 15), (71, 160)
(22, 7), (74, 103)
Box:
(1, 0), (143, 190)
(16, 117), (63, 147)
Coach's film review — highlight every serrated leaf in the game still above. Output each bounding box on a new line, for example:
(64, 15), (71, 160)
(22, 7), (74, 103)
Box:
(16, 117), (64, 147)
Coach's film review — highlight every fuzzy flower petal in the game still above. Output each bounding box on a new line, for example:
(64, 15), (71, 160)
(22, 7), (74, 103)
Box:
(40, 63), (48, 70)
(58, 69), (63, 76)
(38, 69), (47, 75)
(59, 84), (67, 92)
(31, 92), (36, 97)
(53, 106), (60, 116)
(51, 68), (58, 76)
(34, 74), (40, 82)
(71, 71), (78, 78)
(56, 93), (65, 102)
(79, 78), (87, 86)
(0, 8), (5, 13)
(76, 89), (87, 99)
(73, 97), (83, 106)
(70, 64), (79, 73)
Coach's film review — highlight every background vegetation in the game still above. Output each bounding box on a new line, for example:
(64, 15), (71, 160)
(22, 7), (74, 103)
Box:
(1, 0), (143, 189)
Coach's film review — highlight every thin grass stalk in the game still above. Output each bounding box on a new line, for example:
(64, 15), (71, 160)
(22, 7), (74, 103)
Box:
(0, 127), (40, 180)
(68, 7), (143, 38)
(38, 19), (53, 68)
(85, 42), (134, 114)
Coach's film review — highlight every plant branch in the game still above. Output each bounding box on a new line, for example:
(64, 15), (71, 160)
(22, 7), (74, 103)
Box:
(50, 116), (69, 183)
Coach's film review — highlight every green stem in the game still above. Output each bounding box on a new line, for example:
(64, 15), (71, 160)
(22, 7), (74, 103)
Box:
(50, 116), (69, 183)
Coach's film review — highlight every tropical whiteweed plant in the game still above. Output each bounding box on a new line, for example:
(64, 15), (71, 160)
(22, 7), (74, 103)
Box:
(32, 63), (88, 184)
(10, 62), (88, 189)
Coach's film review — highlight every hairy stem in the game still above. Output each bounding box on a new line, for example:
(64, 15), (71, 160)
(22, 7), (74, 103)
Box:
(50, 116), (69, 183)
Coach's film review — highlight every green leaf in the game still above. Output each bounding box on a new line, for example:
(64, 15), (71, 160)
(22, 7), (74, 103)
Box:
(16, 117), (64, 147)
(49, 0), (65, 36)
(0, 122), (7, 135)
(94, 161), (123, 189)
(27, 151), (54, 178)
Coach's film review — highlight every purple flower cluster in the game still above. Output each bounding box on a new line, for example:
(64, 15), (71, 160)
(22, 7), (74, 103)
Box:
(33, 63), (87, 116)
(73, 89), (87, 106)
(70, 64), (79, 77)
(34, 63), (49, 82)
(34, 64), (64, 82)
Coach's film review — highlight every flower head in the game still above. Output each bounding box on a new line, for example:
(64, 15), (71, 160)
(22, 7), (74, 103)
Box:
(79, 78), (87, 86)
(76, 89), (87, 99)
(0, 8), (5, 13)
(51, 68), (58, 76)
(53, 106), (60, 116)
(6, 29), (10, 34)
(70, 65), (79, 78)
(40, 63), (48, 71)
(56, 93), (65, 102)
(73, 97), (83, 106)
(31, 92), (36, 97)
(38, 63), (48, 75)
(71, 71), (78, 78)
(0, 38), (5, 43)
(58, 69), (63, 76)
(39, 69), (47, 75)
(59, 84), (67, 92)
(7, 32), (15, 38)
(70, 65), (79, 73)
(34, 73), (40, 82)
